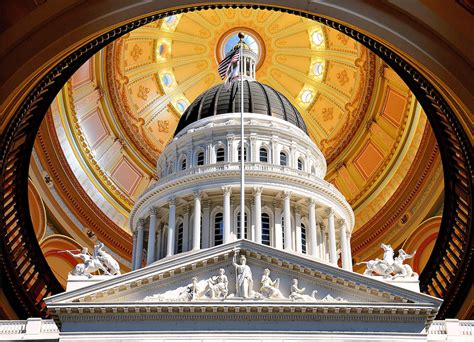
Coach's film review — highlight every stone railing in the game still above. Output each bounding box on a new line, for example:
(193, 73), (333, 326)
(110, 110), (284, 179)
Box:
(0, 318), (59, 339)
(428, 319), (473, 340)
(144, 162), (339, 199)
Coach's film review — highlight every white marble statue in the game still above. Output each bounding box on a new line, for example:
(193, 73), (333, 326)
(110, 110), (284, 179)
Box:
(205, 268), (229, 299)
(143, 277), (202, 302)
(94, 241), (121, 275)
(321, 294), (346, 302)
(392, 249), (417, 279)
(358, 243), (417, 279)
(358, 243), (395, 278)
(67, 247), (109, 278)
(289, 279), (318, 301)
(232, 250), (254, 298)
(260, 268), (284, 299)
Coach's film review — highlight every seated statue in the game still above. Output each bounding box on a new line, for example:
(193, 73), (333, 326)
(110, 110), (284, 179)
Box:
(206, 268), (229, 299)
(260, 268), (284, 299)
(289, 279), (317, 301)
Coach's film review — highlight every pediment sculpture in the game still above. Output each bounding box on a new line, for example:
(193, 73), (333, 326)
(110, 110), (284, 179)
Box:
(65, 241), (121, 278)
(357, 243), (417, 279)
(143, 249), (345, 303)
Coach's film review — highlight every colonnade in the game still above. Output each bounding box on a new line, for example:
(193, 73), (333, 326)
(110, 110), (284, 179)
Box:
(131, 188), (353, 272)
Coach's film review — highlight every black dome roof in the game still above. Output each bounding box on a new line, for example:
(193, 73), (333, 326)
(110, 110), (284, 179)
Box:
(174, 80), (308, 136)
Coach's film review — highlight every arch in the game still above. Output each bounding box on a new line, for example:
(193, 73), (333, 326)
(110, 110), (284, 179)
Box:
(179, 155), (187, 171)
(233, 205), (251, 240)
(0, 2), (470, 320)
(237, 143), (248, 162)
(175, 218), (184, 254)
(195, 148), (205, 166)
(297, 157), (304, 171)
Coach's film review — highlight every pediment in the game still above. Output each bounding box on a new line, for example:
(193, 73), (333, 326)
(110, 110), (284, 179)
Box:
(45, 240), (441, 309)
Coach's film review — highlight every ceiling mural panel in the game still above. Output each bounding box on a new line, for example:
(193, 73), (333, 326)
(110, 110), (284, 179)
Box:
(29, 8), (443, 277)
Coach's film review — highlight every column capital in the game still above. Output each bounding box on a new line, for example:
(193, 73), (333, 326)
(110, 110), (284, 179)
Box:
(150, 206), (159, 215)
(222, 186), (232, 195)
(182, 205), (190, 215)
(282, 190), (292, 200)
(138, 218), (146, 227)
(202, 199), (211, 209)
(168, 197), (176, 207)
(307, 197), (316, 206)
(253, 186), (263, 195)
(194, 190), (202, 199)
(319, 222), (327, 231)
(325, 207), (335, 216)
(337, 218), (346, 228)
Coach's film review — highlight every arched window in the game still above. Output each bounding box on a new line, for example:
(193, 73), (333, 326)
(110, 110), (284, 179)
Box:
(180, 157), (187, 170)
(301, 223), (307, 254)
(262, 213), (270, 246)
(280, 151), (288, 166)
(176, 222), (184, 254)
(236, 212), (248, 239)
(298, 158), (304, 171)
(259, 147), (268, 162)
(214, 213), (224, 246)
(238, 145), (247, 162)
(197, 151), (205, 166)
(216, 147), (225, 162)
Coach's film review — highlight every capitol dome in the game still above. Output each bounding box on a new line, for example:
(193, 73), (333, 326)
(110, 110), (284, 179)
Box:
(175, 80), (308, 137)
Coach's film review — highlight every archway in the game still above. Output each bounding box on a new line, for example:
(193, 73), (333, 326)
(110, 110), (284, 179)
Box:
(0, 2), (471, 319)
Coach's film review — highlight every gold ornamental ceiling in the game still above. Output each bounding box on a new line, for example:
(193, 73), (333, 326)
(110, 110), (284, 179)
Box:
(31, 8), (443, 279)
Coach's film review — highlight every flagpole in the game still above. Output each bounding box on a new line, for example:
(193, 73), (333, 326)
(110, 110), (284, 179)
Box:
(239, 33), (245, 240)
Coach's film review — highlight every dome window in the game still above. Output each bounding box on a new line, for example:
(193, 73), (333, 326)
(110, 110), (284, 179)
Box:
(301, 223), (307, 254)
(176, 100), (187, 112)
(298, 158), (304, 171)
(162, 73), (173, 87)
(216, 147), (225, 162)
(262, 213), (270, 246)
(176, 222), (184, 254)
(214, 213), (224, 246)
(197, 151), (205, 166)
(180, 157), (187, 170)
(313, 62), (324, 76)
(311, 30), (324, 46)
(238, 145), (247, 162)
(280, 151), (288, 166)
(259, 147), (268, 163)
(301, 90), (313, 104)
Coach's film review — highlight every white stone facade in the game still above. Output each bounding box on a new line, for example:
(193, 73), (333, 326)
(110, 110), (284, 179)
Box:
(129, 114), (354, 272)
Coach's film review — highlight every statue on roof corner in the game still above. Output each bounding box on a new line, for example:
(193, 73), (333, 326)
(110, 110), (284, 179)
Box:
(65, 241), (120, 277)
(357, 243), (417, 279)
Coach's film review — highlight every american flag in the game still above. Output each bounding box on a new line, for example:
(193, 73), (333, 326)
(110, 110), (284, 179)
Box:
(218, 49), (240, 80)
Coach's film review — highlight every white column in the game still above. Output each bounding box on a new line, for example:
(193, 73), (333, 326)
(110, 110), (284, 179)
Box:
(327, 208), (337, 265)
(339, 219), (350, 270)
(283, 191), (292, 251)
(274, 201), (283, 249)
(167, 198), (176, 257)
(182, 205), (190, 252)
(254, 186), (262, 244)
(202, 201), (210, 248)
(308, 198), (318, 257)
(192, 191), (201, 250)
(346, 231), (353, 271)
(316, 222), (323, 259)
(155, 228), (160, 261)
(250, 198), (256, 241)
(295, 207), (302, 253)
(131, 231), (137, 270)
(135, 219), (145, 269)
(223, 186), (231, 243)
(147, 207), (158, 265)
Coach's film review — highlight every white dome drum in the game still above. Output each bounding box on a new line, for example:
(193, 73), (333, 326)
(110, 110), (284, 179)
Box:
(129, 78), (355, 272)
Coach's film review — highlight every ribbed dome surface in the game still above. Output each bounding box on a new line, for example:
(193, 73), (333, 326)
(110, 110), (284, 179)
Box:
(174, 81), (308, 136)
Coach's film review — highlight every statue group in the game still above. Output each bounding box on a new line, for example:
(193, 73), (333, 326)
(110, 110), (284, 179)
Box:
(66, 242), (121, 278)
(358, 243), (417, 279)
(144, 249), (345, 303)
